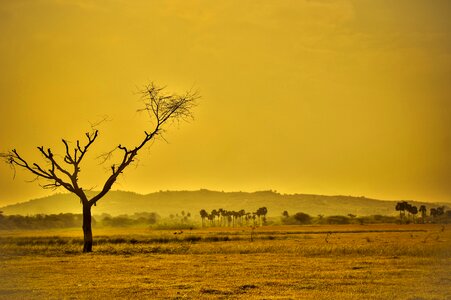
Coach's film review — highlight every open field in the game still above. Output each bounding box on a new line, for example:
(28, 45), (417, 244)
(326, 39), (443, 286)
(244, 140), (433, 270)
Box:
(0, 224), (450, 299)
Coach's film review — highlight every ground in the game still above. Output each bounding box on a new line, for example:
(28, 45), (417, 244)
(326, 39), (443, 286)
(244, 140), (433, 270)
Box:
(0, 224), (450, 299)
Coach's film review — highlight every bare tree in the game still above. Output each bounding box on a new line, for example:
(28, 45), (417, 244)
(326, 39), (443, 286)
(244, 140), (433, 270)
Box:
(1, 83), (198, 252)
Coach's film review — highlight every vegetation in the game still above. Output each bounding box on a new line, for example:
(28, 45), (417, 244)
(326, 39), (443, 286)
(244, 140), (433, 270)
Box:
(0, 213), (86, 230)
(395, 201), (449, 224)
(199, 207), (268, 227)
(97, 212), (160, 228)
(281, 212), (399, 225)
(3, 190), (448, 219)
(1, 84), (197, 252)
(0, 212), (164, 230)
(4, 206), (451, 231)
(0, 224), (449, 299)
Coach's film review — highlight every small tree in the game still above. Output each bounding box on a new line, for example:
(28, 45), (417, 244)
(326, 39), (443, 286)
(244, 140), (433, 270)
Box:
(1, 83), (197, 252)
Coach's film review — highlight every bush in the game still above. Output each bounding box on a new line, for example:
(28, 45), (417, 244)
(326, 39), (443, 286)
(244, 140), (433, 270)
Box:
(293, 212), (312, 224)
(325, 215), (350, 224)
(0, 213), (85, 230)
(0, 212), (162, 230)
(281, 212), (312, 225)
(100, 212), (160, 227)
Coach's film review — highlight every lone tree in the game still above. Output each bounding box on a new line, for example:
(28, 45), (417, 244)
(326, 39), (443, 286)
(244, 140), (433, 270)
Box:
(1, 83), (197, 252)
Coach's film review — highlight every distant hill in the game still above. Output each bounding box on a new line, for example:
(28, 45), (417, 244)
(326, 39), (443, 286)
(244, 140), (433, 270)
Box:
(1, 190), (448, 218)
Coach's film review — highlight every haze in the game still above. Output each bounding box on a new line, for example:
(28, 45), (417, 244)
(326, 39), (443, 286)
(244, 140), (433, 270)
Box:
(1, 0), (450, 207)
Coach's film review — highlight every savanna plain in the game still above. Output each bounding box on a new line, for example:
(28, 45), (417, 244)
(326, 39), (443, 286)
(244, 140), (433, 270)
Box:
(0, 224), (450, 299)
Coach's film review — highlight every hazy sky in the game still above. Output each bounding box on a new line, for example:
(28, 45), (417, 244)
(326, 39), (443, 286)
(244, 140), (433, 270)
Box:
(1, 0), (450, 206)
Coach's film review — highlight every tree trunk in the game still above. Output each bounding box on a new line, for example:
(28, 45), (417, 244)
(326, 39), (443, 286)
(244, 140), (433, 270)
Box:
(82, 204), (93, 253)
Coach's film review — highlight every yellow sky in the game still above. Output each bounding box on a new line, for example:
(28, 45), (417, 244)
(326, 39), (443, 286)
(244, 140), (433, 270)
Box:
(0, 0), (450, 206)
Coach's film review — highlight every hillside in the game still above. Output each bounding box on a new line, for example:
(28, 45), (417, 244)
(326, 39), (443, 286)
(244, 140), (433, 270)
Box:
(0, 190), (447, 218)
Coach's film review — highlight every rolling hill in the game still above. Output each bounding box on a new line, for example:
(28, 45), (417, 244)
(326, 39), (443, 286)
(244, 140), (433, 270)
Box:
(1, 190), (448, 218)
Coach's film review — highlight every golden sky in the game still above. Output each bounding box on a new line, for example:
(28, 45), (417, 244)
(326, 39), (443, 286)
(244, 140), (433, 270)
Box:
(0, 0), (450, 206)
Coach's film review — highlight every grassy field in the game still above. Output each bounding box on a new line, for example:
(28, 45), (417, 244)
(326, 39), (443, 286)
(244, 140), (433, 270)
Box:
(0, 224), (450, 299)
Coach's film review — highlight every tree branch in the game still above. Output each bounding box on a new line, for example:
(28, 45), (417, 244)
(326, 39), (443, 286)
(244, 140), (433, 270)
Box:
(1, 149), (75, 192)
(90, 83), (198, 206)
(2, 83), (197, 209)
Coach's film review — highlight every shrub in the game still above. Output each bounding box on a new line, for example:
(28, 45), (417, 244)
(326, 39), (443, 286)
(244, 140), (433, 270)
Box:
(326, 215), (350, 224)
(294, 212), (312, 224)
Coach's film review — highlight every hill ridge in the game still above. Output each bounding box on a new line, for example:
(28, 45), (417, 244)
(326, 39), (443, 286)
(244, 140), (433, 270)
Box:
(1, 190), (448, 217)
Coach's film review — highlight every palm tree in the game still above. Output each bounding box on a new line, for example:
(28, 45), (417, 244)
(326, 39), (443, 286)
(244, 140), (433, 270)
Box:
(409, 205), (418, 223)
(226, 211), (233, 227)
(254, 207), (265, 226)
(258, 207), (268, 226)
(245, 213), (251, 226)
(430, 208), (438, 219)
(405, 203), (413, 222)
(419, 205), (427, 223)
(218, 208), (225, 227)
(252, 213), (257, 226)
(395, 201), (408, 223)
(199, 209), (208, 227)
(211, 209), (219, 226)
(238, 209), (246, 226)
(207, 213), (215, 226)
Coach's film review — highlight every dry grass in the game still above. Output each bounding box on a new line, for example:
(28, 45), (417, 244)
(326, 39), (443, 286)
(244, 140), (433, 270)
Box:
(0, 224), (450, 299)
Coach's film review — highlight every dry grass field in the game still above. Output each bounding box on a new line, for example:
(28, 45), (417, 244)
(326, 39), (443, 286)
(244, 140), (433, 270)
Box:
(0, 224), (450, 299)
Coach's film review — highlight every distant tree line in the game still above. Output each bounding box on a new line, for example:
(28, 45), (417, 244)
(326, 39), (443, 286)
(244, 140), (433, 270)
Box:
(0, 213), (87, 230)
(98, 212), (159, 227)
(281, 211), (399, 225)
(395, 201), (449, 224)
(0, 212), (159, 230)
(199, 207), (268, 227)
(168, 210), (192, 224)
(152, 210), (198, 230)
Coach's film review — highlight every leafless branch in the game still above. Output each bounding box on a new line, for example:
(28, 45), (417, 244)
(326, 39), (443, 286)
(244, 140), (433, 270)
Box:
(89, 115), (111, 131)
(90, 82), (198, 206)
(1, 130), (100, 199)
(2, 82), (197, 209)
(96, 147), (118, 165)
